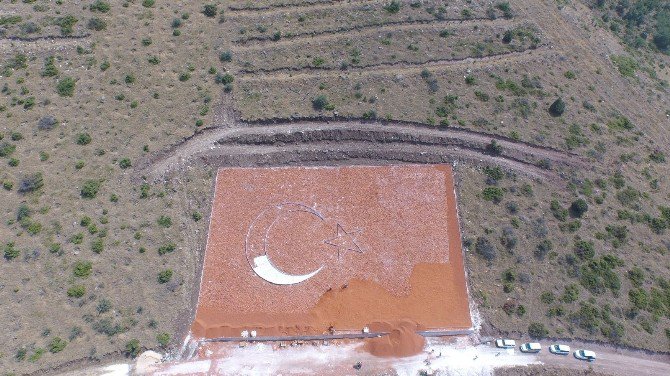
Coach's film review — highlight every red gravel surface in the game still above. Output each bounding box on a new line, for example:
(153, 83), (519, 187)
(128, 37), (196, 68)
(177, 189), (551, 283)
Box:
(192, 165), (471, 341)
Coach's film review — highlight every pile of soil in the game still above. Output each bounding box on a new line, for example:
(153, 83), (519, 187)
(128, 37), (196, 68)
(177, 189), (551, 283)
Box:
(363, 321), (426, 357)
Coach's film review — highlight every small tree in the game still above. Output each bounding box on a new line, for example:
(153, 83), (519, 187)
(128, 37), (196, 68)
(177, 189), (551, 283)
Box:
(312, 95), (329, 110)
(475, 237), (497, 262)
(548, 98), (565, 117)
(570, 199), (588, 218)
(203, 4), (217, 17)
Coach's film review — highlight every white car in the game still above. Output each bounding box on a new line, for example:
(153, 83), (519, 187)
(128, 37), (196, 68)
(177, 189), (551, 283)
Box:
(574, 349), (596, 362)
(549, 344), (570, 355)
(519, 342), (542, 353)
(495, 339), (516, 348)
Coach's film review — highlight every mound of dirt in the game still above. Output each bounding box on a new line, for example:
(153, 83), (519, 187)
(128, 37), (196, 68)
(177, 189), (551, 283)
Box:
(363, 320), (425, 357)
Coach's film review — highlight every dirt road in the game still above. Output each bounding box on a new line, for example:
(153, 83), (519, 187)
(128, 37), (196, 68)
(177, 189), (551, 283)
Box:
(144, 120), (588, 182)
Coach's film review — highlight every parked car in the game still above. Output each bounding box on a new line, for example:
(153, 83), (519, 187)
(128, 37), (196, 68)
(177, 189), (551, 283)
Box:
(519, 342), (542, 353)
(549, 344), (571, 355)
(495, 339), (516, 348)
(574, 349), (596, 362)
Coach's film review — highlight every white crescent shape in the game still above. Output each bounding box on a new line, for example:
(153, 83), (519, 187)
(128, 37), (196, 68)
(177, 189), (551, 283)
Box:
(245, 203), (324, 285)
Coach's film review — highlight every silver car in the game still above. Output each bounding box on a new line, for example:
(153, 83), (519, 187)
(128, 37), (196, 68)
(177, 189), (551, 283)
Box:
(549, 344), (570, 355)
(495, 339), (516, 348)
(574, 349), (596, 362)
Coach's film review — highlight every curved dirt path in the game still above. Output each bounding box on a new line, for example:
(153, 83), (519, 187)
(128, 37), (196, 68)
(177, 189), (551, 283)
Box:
(143, 120), (589, 181)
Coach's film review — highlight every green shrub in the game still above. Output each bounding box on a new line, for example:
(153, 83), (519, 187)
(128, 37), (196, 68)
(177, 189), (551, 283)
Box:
(4, 242), (19, 260)
(100, 60), (110, 71)
(384, 1), (401, 14)
(158, 243), (176, 255)
(16, 347), (27, 361)
(142, 0), (155, 8)
(215, 73), (234, 85)
(574, 239), (595, 260)
(649, 150), (666, 163)
(96, 298), (112, 314)
(29, 348), (45, 362)
(158, 269), (173, 283)
(73, 260), (92, 278)
(653, 10), (670, 52)
(91, 239), (104, 254)
(439, 29), (453, 37)
(465, 75), (476, 85)
(0, 141), (16, 157)
(56, 77), (76, 97)
(203, 4), (217, 17)
(611, 55), (638, 77)
(54, 15), (78, 35)
(220, 51), (232, 62)
(0, 15), (22, 27)
(627, 267), (645, 288)
(18, 172), (44, 194)
(629, 288), (648, 310)
(483, 166), (504, 181)
(41, 56), (59, 77)
(119, 158), (131, 169)
(482, 186), (504, 203)
(312, 95), (329, 110)
(48, 337), (67, 353)
(81, 180), (100, 198)
(192, 212), (202, 221)
(125, 339), (141, 358)
(535, 239), (553, 260)
(607, 116), (634, 131)
(485, 140), (503, 155)
(67, 285), (86, 298)
(93, 318), (125, 336)
(179, 72), (190, 82)
(548, 98), (565, 116)
(87, 17), (107, 31)
(540, 291), (555, 304)
(475, 237), (496, 262)
(570, 302), (601, 334)
(528, 322), (548, 338)
(157, 215), (172, 228)
(90, 0), (110, 12)
(157, 332), (170, 347)
(562, 284), (580, 303)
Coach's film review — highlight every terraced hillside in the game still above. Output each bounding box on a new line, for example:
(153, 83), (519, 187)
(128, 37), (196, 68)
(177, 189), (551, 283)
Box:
(1, 0), (670, 374)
